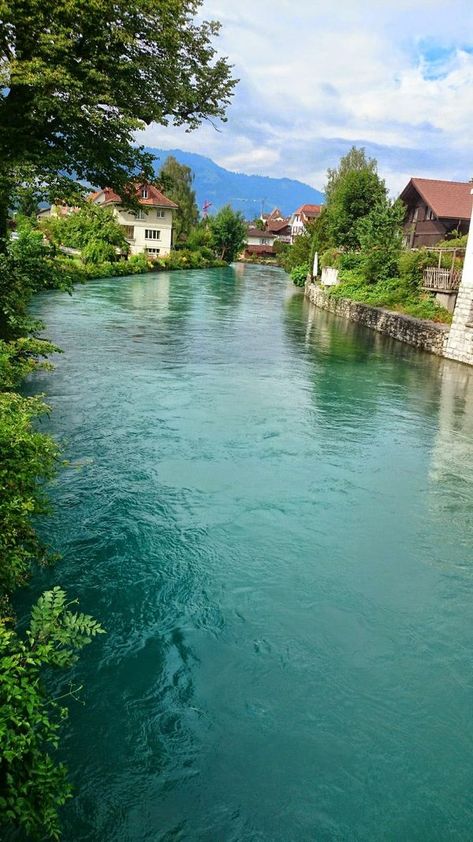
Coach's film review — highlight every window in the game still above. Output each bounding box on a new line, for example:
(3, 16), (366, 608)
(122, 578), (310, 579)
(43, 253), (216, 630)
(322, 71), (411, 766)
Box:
(156, 209), (165, 218)
(141, 187), (148, 199)
(145, 229), (160, 240)
(122, 225), (134, 240)
(136, 209), (145, 220)
(146, 247), (160, 255)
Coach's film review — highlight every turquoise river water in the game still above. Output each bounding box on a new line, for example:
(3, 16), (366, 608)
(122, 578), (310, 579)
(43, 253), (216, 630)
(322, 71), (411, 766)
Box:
(23, 264), (473, 841)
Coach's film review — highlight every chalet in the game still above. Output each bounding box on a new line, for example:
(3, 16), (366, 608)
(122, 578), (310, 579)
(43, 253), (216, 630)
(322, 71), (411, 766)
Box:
(245, 227), (277, 257)
(290, 204), (323, 241)
(267, 217), (292, 242)
(399, 178), (471, 249)
(90, 183), (177, 256)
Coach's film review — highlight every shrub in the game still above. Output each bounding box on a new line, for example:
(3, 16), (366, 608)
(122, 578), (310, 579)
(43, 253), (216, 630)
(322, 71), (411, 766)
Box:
(290, 264), (309, 287)
(338, 251), (362, 271)
(320, 247), (341, 269)
(0, 588), (104, 839)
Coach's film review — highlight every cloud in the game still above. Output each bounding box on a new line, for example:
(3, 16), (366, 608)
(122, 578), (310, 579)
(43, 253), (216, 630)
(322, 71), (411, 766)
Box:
(136, 0), (473, 194)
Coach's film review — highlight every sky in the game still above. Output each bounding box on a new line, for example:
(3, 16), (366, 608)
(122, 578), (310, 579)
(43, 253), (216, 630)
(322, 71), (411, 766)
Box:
(136, 0), (473, 195)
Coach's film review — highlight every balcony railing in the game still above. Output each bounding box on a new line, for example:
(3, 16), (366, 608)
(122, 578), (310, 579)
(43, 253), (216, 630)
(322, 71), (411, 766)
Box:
(422, 267), (461, 292)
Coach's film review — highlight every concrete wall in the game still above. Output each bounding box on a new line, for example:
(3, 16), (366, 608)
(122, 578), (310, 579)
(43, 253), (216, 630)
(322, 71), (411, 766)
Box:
(320, 267), (340, 287)
(305, 282), (449, 357)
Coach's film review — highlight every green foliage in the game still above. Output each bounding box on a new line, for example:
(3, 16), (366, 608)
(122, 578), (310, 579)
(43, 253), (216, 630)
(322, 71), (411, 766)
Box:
(338, 251), (362, 271)
(290, 264), (309, 287)
(0, 393), (59, 596)
(278, 226), (314, 272)
(398, 250), (432, 293)
(159, 156), (199, 242)
(325, 168), (387, 250)
(208, 205), (247, 262)
(0, 0), (236, 244)
(329, 270), (452, 324)
(435, 233), (468, 249)
(42, 204), (129, 264)
(0, 588), (104, 840)
(0, 337), (59, 391)
(184, 220), (214, 252)
(357, 200), (404, 282)
(0, 226), (72, 340)
(325, 146), (379, 204)
(320, 248), (341, 269)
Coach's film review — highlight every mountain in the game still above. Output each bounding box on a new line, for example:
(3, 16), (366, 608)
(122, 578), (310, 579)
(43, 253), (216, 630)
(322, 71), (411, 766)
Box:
(144, 147), (324, 218)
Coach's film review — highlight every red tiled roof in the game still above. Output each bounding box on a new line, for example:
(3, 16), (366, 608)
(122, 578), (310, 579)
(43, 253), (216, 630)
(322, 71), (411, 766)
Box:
(90, 183), (178, 209)
(294, 204), (323, 216)
(267, 219), (291, 233)
(400, 178), (472, 220)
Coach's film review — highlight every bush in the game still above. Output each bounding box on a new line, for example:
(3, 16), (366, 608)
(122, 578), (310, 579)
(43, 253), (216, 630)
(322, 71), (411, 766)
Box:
(0, 588), (104, 839)
(329, 270), (452, 323)
(290, 264), (309, 287)
(398, 250), (431, 293)
(320, 248), (341, 269)
(338, 251), (362, 271)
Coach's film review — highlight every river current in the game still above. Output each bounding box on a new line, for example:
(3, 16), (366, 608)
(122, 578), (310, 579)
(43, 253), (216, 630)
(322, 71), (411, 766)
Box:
(25, 264), (473, 841)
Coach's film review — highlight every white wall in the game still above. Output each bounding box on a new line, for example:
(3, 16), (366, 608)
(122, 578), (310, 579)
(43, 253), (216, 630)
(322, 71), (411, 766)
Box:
(247, 234), (275, 246)
(114, 207), (174, 256)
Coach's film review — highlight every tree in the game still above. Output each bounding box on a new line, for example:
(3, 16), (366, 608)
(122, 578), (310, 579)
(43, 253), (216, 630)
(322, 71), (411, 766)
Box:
(208, 205), (246, 262)
(325, 146), (379, 204)
(158, 156), (199, 242)
(42, 204), (129, 263)
(324, 148), (386, 250)
(0, 0), (236, 247)
(357, 200), (405, 282)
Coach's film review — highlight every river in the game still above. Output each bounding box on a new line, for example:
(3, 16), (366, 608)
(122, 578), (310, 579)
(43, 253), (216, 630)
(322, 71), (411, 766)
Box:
(25, 264), (473, 841)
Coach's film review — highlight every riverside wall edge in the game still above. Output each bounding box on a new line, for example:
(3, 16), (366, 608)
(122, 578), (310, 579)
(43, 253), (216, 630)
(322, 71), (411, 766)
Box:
(305, 282), (450, 357)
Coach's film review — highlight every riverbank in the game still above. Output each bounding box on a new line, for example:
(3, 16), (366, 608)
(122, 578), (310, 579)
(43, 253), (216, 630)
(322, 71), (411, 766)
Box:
(305, 281), (449, 356)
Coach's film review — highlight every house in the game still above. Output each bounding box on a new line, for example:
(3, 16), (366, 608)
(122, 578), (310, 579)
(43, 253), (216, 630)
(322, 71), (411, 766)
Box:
(90, 183), (178, 256)
(290, 204), (323, 241)
(261, 207), (285, 225)
(399, 178), (471, 249)
(244, 226), (277, 257)
(266, 217), (292, 242)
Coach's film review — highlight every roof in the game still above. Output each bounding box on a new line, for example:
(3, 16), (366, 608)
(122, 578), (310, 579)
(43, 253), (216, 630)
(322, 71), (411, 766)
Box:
(294, 204), (323, 217)
(89, 183), (178, 209)
(267, 219), (291, 233)
(245, 244), (276, 254)
(247, 227), (275, 238)
(400, 178), (472, 220)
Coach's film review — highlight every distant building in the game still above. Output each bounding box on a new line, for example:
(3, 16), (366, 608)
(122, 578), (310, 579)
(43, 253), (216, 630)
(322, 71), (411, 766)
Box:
(399, 178), (471, 249)
(266, 217), (292, 242)
(290, 204), (323, 241)
(245, 227), (277, 257)
(90, 184), (178, 256)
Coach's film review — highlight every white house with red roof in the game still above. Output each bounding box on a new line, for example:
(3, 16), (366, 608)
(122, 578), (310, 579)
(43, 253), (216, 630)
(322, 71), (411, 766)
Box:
(290, 204), (323, 241)
(90, 183), (178, 256)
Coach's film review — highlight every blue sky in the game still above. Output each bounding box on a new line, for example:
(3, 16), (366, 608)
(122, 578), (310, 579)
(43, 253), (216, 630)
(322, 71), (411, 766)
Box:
(137, 0), (473, 195)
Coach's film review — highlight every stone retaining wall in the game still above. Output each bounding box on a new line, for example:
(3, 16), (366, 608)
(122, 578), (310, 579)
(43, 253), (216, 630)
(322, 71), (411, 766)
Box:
(305, 282), (450, 357)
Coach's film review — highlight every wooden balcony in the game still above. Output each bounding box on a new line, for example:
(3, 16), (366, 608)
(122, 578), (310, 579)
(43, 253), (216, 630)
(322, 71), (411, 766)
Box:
(422, 267), (461, 292)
